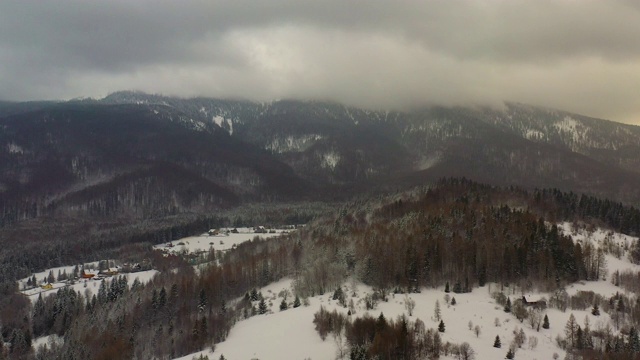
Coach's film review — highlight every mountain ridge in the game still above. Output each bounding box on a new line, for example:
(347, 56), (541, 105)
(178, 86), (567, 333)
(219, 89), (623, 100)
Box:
(2, 92), (640, 229)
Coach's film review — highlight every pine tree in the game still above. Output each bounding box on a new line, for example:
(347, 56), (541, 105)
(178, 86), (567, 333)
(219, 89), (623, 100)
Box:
(98, 279), (108, 304)
(453, 280), (462, 293)
(279, 298), (288, 311)
(451, 297), (456, 305)
(505, 348), (514, 359)
(376, 313), (387, 331)
(494, 335), (501, 348)
(629, 326), (640, 353)
(221, 299), (227, 315)
(250, 288), (259, 301)
(333, 286), (346, 307)
(438, 320), (445, 333)
(504, 297), (512, 313)
(434, 300), (441, 321)
(258, 298), (268, 314)
(198, 288), (207, 313)
(591, 303), (600, 316)
(200, 317), (208, 339)
(293, 295), (301, 308)
(445, 281), (450, 293)
(159, 286), (167, 308)
(576, 326), (584, 350)
(542, 314), (550, 329)
(565, 313), (578, 349)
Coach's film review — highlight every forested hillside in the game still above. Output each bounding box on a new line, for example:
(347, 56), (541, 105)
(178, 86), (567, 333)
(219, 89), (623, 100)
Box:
(5, 179), (640, 359)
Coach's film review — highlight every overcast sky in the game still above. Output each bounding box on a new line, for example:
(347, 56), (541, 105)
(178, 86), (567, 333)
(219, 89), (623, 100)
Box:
(1, 1), (639, 124)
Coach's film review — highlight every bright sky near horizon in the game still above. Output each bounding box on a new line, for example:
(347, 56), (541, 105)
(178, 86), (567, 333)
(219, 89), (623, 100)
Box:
(1, 0), (639, 124)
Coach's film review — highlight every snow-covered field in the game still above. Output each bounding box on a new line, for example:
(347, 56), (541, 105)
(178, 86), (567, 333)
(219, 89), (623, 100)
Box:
(153, 227), (287, 255)
(178, 278), (574, 360)
(176, 224), (640, 360)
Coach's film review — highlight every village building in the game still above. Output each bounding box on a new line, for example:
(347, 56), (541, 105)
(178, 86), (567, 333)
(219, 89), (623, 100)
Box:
(522, 295), (547, 309)
(81, 269), (99, 279)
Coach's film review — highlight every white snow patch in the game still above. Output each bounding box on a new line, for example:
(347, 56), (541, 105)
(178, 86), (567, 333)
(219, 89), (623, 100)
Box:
(6, 142), (24, 154)
(213, 115), (224, 127)
(32, 334), (63, 352)
(321, 150), (341, 170)
(416, 153), (441, 171)
(524, 129), (545, 140)
(553, 116), (583, 142)
(267, 134), (323, 153)
(153, 228), (286, 255)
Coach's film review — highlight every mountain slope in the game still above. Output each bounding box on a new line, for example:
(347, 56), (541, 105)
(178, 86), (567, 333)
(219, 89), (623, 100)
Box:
(2, 92), (640, 228)
(98, 92), (640, 205)
(0, 103), (311, 224)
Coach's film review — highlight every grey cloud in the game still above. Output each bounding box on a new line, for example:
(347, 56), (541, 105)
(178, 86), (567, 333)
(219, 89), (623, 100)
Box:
(1, 0), (639, 124)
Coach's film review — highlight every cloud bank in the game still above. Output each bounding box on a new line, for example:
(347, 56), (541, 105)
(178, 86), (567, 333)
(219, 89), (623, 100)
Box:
(1, 0), (639, 124)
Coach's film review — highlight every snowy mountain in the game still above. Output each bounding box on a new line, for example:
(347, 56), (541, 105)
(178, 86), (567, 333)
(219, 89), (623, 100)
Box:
(98, 92), (640, 204)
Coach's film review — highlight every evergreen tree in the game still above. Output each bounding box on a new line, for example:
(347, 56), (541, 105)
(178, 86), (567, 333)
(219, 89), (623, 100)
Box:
(220, 299), (227, 315)
(434, 299), (442, 322)
(198, 288), (207, 313)
(152, 289), (159, 310)
(542, 314), (550, 329)
(333, 286), (346, 307)
(438, 320), (445, 333)
(200, 317), (208, 339)
(445, 281), (450, 293)
(565, 313), (578, 349)
(494, 335), (501, 348)
(219, 355), (226, 360)
(504, 297), (512, 313)
(98, 279), (108, 304)
(591, 303), (600, 316)
(576, 326), (584, 350)
(376, 312), (387, 331)
(629, 327), (640, 353)
(159, 286), (167, 308)
(250, 288), (259, 301)
(505, 348), (514, 359)
(293, 295), (301, 308)
(258, 298), (268, 314)
(279, 298), (288, 311)
(453, 280), (462, 293)
(451, 297), (456, 306)
(32, 293), (46, 336)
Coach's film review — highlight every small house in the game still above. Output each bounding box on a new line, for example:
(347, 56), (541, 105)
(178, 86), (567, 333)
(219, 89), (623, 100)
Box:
(40, 283), (53, 290)
(522, 295), (546, 309)
(101, 267), (119, 276)
(81, 270), (99, 279)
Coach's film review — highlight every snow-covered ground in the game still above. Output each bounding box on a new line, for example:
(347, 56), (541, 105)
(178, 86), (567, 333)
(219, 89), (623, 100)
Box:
(176, 224), (640, 360)
(153, 227), (287, 255)
(177, 279), (574, 360)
